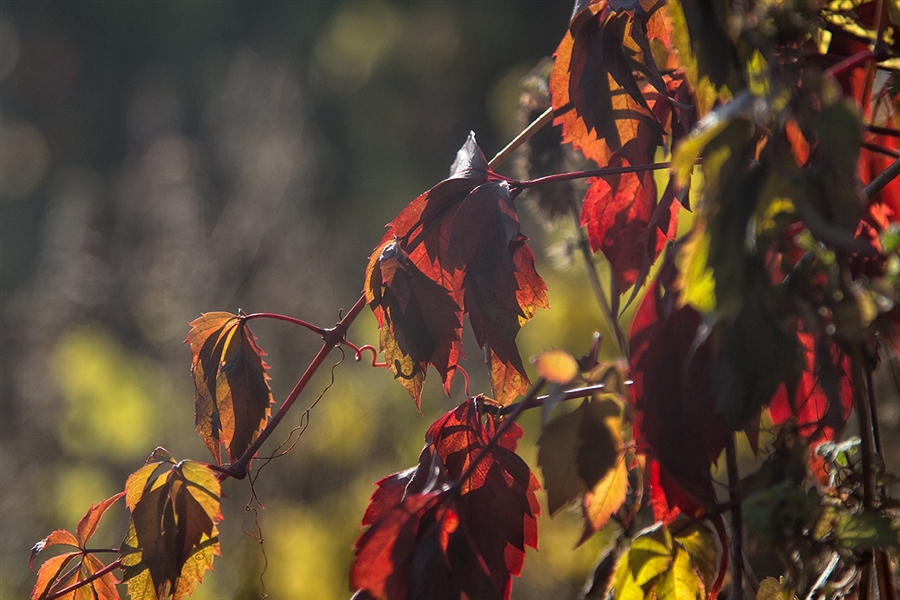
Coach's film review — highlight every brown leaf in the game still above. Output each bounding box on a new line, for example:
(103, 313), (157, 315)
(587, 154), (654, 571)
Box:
(185, 312), (274, 465)
(120, 451), (221, 600)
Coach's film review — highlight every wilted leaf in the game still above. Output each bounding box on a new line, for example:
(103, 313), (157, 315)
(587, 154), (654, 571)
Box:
(120, 451), (222, 600)
(352, 398), (540, 599)
(185, 312), (274, 465)
(366, 241), (463, 408)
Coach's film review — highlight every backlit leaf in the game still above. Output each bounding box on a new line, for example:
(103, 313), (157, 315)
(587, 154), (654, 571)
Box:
(120, 452), (222, 600)
(185, 312), (274, 465)
(76, 492), (126, 548)
(367, 133), (547, 406)
(30, 493), (126, 600)
(630, 276), (730, 519)
(655, 546), (703, 600)
(352, 397), (540, 599)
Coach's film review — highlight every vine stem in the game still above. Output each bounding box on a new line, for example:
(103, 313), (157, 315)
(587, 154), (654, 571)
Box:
(45, 558), (122, 600)
(497, 382), (616, 416)
(489, 106), (554, 170)
(823, 49), (877, 78)
(725, 434), (743, 600)
(516, 161), (672, 190)
(241, 312), (327, 337)
(221, 294), (368, 481)
(570, 202), (630, 359)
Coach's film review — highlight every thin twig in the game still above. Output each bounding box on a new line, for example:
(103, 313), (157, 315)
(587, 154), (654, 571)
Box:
(517, 161), (672, 190)
(726, 435), (744, 600)
(862, 156), (900, 200)
(489, 106), (554, 169)
(497, 382), (613, 416)
(570, 203), (630, 359)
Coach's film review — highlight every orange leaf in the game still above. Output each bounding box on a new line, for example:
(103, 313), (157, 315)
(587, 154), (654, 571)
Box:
(185, 312), (274, 464)
(31, 552), (80, 600)
(120, 454), (222, 600)
(75, 492), (125, 548)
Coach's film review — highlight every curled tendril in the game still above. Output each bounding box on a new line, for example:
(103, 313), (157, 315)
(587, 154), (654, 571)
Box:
(354, 344), (388, 368)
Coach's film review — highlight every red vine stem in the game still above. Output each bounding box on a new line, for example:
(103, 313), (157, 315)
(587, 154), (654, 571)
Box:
(221, 294), (368, 481)
(241, 312), (327, 337)
(45, 558), (122, 600)
(823, 49), (877, 78)
(516, 161), (673, 190)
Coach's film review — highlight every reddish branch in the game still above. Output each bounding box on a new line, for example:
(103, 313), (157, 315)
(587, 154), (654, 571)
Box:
(241, 312), (327, 337)
(221, 294), (368, 481)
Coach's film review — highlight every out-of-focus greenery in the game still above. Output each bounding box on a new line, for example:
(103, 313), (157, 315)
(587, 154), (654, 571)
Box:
(0, 2), (640, 598)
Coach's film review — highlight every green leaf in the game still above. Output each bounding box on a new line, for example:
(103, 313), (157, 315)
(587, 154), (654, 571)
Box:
(835, 511), (900, 551)
(537, 398), (621, 516)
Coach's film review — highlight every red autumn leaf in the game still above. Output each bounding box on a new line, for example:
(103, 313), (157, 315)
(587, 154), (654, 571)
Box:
(629, 277), (730, 519)
(365, 241), (463, 408)
(352, 398), (540, 600)
(581, 152), (666, 293)
(120, 449), (222, 600)
(550, 2), (667, 168)
(185, 312), (274, 465)
(366, 133), (547, 406)
(769, 330), (853, 444)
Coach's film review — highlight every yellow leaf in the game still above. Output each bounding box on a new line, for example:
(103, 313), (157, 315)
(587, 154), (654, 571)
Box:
(582, 452), (629, 543)
(656, 547), (703, 600)
(757, 577), (797, 600)
(676, 223), (716, 314)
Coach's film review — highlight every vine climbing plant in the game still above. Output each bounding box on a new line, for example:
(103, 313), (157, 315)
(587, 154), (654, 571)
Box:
(30, 1), (900, 599)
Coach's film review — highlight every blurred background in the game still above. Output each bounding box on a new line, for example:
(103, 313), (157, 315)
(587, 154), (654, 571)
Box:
(0, 2), (629, 598)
